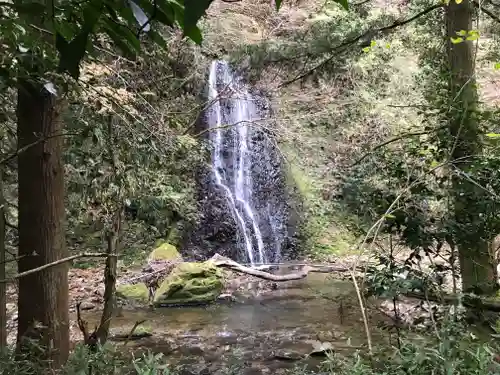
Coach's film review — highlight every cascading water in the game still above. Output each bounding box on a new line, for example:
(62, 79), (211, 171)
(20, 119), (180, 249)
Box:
(201, 60), (292, 265)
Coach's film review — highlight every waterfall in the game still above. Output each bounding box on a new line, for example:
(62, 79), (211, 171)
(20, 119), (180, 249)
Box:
(205, 60), (284, 265)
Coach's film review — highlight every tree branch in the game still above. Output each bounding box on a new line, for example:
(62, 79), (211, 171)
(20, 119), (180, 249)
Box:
(0, 253), (117, 284)
(210, 254), (352, 281)
(472, 0), (500, 24)
(279, 4), (445, 87)
(0, 132), (79, 166)
(349, 125), (448, 167)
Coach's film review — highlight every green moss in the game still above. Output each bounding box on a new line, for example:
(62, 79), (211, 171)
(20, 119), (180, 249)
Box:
(116, 283), (149, 302)
(148, 243), (182, 261)
(153, 261), (223, 306)
(166, 226), (182, 246)
(286, 156), (358, 260)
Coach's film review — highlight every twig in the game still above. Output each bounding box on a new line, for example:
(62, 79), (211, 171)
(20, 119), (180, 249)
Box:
(349, 125), (447, 167)
(472, 0), (500, 24)
(193, 119), (265, 138)
(0, 253), (117, 283)
(0, 132), (79, 165)
(123, 320), (147, 346)
(279, 4), (445, 87)
(350, 270), (373, 355)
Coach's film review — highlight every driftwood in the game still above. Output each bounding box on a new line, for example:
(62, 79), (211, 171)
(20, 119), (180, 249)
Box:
(210, 253), (354, 281)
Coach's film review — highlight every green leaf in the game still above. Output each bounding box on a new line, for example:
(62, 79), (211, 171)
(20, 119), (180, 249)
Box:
(56, 0), (102, 78)
(183, 0), (214, 43)
(455, 0), (463, 3)
(134, 0), (175, 26)
(450, 37), (463, 44)
(494, 62), (500, 70)
(362, 46), (370, 53)
(56, 29), (91, 79)
(275, 0), (282, 10)
(334, 0), (349, 10)
(56, 32), (69, 53)
(103, 18), (141, 54)
(103, 24), (137, 58)
(384, 214), (396, 219)
(486, 133), (500, 139)
(148, 29), (168, 50)
(117, 0), (137, 26)
(456, 29), (467, 36)
(184, 25), (202, 44)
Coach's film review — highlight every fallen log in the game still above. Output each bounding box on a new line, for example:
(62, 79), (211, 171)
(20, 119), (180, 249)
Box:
(209, 253), (355, 281)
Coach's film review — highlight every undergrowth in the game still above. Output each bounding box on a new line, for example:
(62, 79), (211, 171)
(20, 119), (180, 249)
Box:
(1, 321), (499, 374)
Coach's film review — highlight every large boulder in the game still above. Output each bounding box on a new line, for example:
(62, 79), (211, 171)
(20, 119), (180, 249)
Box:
(153, 261), (224, 306)
(148, 242), (182, 262)
(116, 283), (149, 303)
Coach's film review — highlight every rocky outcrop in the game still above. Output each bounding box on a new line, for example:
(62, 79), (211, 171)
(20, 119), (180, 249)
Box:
(182, 72), (298, 263)
(153, 261), (224, 306)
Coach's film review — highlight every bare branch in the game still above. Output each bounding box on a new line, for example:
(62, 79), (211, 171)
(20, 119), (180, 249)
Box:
(0, 253), (117, 284)
(210, 254), (352, 281)
(123, 320), (147, 346)
(280, 4), (445, 87)
(472, 0), (500, 24)
(349, 125), (448, 167)
(0, 132), (79, 166)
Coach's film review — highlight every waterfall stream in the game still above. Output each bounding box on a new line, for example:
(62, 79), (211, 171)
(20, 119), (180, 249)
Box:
(206, 60), (283, 265)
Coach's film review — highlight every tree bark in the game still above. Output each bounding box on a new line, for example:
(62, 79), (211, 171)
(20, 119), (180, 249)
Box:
(95, 222), (119, 344)
(16, 79), (69, 367)
(0, 167), (6, 348)
(446, 0), (498, 294)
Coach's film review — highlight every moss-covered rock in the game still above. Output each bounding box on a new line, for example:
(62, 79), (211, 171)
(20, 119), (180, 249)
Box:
(148, 242), (182, 261)
(153, 261), (224, 306)
(116, 283), (149, 302)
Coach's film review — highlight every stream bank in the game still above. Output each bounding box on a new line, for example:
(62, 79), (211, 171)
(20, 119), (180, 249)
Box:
(76, 273), (389, 374)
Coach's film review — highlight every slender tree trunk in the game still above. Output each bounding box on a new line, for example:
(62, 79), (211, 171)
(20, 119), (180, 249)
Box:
(16, 79), (69, 367)
(0, 167), (6, 348)
(95, 229), (118, 344)
(446, 0), (498, 294)
(96, 116), (120, 344)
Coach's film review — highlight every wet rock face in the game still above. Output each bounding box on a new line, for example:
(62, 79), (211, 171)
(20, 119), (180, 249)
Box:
(182, 65), (298, 263)
(182, 164), (241, 261)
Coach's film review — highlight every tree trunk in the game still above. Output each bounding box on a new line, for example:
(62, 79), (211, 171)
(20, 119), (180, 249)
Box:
(95, 227), (119, 345)
(446, 1), (498, 294)
(16, 79), (69, 367)
(0, 167), (6, 348)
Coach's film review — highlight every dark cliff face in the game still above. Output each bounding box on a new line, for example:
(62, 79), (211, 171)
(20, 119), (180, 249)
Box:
(181, 62), (298, 263)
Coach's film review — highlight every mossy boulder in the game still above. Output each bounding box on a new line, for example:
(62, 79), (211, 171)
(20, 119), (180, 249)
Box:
(153, 261), (224, 307)
(148, 242), (182, 262)
(116, 283), (149, 302)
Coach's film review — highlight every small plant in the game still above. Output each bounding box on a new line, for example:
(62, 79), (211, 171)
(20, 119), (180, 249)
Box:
(132, 351), (170, 375)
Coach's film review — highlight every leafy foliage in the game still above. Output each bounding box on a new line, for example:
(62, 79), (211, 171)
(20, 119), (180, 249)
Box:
(0, 0), (216, 81)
